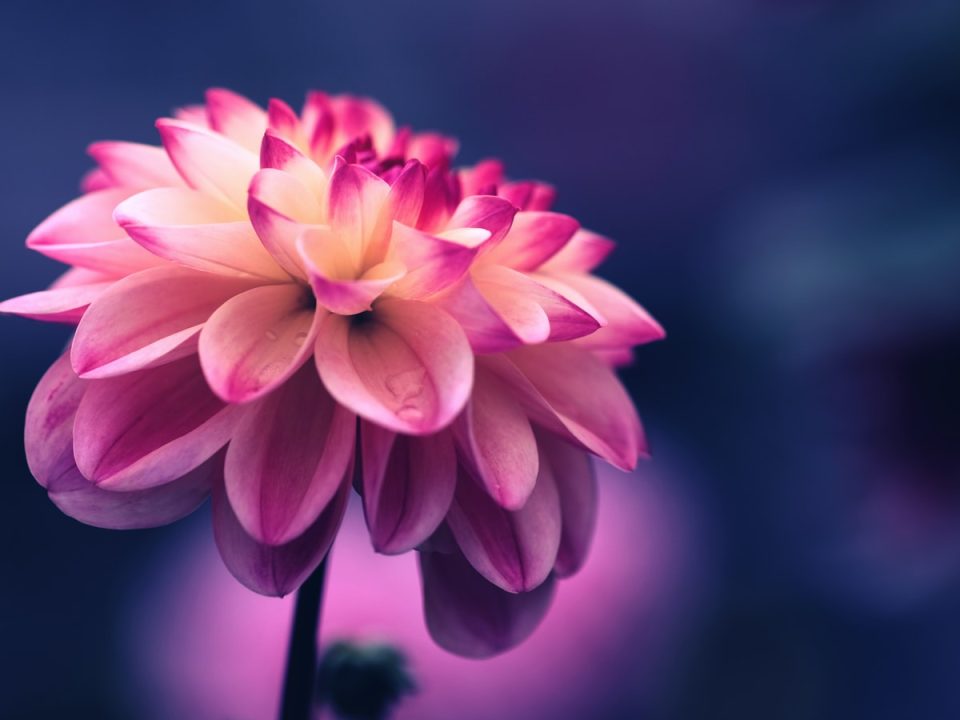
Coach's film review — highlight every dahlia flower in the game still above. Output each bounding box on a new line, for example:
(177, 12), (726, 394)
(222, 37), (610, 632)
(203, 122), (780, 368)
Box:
(3, 88), (663, 657)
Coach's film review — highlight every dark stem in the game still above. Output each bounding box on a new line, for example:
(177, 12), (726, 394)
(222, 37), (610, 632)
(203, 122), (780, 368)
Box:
(279, 557), (329, 720)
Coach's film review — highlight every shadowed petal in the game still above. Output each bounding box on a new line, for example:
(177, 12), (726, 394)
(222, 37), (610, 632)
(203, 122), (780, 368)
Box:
(224, 365), (355, 545)
(446, 461), (561, 593)
(538, 431), (597, 577)
(0, 281), (112, 324)
(454, 365), (539, 510)
(213, 462), (351, 597)
(115, 188), (287, 279)
(156, 118), (259, 210)
(420, 547), (556, 658)
(314, 299), (473, 434)
(387, 223), (486, 299)
(361, 422), (456, 554)
(446, 195), (516, 246)
(72, 266), (258, 379)
(199, 283), (320, 403)
(74, 355), (241, 490)
(248, 168), (324, 279)
(25, 352), (86, 490)
(482, 211), (578, 271)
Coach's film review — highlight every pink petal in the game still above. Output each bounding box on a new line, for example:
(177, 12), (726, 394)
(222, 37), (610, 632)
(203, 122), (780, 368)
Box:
(498, 181), (556, 211)
(418, 165), (460, 232)
(174, 104), (210, 127)
(327, 163), (390, 265)
(481, 211), (579, 271)
(198, 283), (320, 403)
(259, 131), (328, 197)
(547, 272), (666, 349)
(471, 264), (601, 344)
(298, 227), (405, 315)
(50, 455), (215, 531)
(49, 267), (115, 288)
(0, 281), (112, 324)
(205, 88), (268, 153)
(459, 160), (504, 197)
(387, 223), (485, 299)
(446, 459), (561, 593)
(248, 168), (323, 279)
(267, 98), (303, 145)
(81, 168), (114, 192)
(406, 132), (459, 169)
(73, 355), (241, 490)
(26, 188), (164, 274)
(213, 461), (351, 597)
(329, 95), (395, 155)
(72, 266), (258, 379)
(314, 298), (473, 434)
(115, 187), (288, 279)
(87, 141), (184, 190)
(435, 276), (521, 353)
(538, 431), (597, 577)
(490, 344), (647, 470)
(454, 365), (539, 510)
(420, 547), (556, 658)
(446, 195), (516, 246)
(25, 352), (86, 490)
(156, 118), (259, 210)
(224, 365), (355, 545)
(539, 229), (615, 273)
(360, 422), (456, 554)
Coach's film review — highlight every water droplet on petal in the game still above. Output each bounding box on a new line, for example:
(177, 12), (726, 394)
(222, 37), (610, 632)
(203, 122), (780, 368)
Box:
(265, 330), (279, 341)
(293, 331), (308, 347)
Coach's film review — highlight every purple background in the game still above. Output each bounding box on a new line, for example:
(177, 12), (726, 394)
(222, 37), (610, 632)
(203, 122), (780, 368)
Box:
(2, 0), (960, 718)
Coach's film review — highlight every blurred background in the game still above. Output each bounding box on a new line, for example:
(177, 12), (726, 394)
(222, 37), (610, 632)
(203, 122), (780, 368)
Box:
(1, 0), (959, 718)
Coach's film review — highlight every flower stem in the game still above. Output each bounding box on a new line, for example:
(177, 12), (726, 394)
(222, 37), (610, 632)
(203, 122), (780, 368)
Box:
(279, 557), (329, 720)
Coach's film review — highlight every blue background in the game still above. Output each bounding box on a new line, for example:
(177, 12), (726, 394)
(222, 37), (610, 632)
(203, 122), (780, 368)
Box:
(2, 0), (960, 717)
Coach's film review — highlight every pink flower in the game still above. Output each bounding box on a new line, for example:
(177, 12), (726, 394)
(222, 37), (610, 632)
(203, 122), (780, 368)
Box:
(2, 88), (664, 656)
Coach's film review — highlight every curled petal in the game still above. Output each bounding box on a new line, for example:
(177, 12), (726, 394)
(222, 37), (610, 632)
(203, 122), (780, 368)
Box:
(454, 365), (539, 510)
(115, 188), (287, 279)
(314, 298), (473, 434)
(487, 344), (646, 470)
(248, 168), (323, 279)
(446, 195), (516, 246)
(360, 422), (456, 554)
(538, 431), (597, 577)
(259, 131), (328, 198)
(482, 211), (579, 271)
(224, 365), (355, 545)
(27, 188), (162, 274)
(73, 355), (241, 490)
(213, 462), (351, 597)
(156, 118), (259, 210)
(299, 227), (404, 315)
(328, 163), (390, 266)
(446, 461), (561, 593)
(540, 229), (615, 273)
(420, 547), (556, 659)
(87, 141), (184, 190)
(72, 266), (258, 379)
(387, 223), (485, 299)
(205, 88), (268, 153)
(199, 283), (320, 403)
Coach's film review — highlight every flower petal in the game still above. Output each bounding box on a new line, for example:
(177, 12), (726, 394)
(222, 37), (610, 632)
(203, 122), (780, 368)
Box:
(156, 118), (259, 210)
(546, 272), (666, 349)
(224, 365), (355, 545)
(87, 141), (184, 190)
(25, 352), (86, 490)
(213, 462), (351, 597)
(539, 229), (615, 273)
(205, 88), (268, 153)
(328, 163), (390, 266)
(26, 188), (163, 274)
(72, 266), (258, 379)
(446, 195), (516, 246)
(481, 211), (578, 271)
(314, 299), (473, 434)
(329, 95), (395, 155)
(298, 227), (405, 315)
(387, 223), (485, 299)
(453, 365), (539, 510)
(73, 355), (241, 490)
(488, 344), (646, 470)
(259, 131), (328, 198)
(360, 422), (456, 554)
(420, 548), (556, 658)
(0, 281), (112, 324)
(115, 187), (288, 279)
(248, 168), (324, 279)
(538, 431), (597, 577)
(498, 181), (556, 212)
(199, 283), (320, 403)
(446, 460), (561, 593)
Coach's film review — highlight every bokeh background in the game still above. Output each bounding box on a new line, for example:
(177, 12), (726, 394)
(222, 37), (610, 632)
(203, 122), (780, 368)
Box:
(2, 0), (959, 718)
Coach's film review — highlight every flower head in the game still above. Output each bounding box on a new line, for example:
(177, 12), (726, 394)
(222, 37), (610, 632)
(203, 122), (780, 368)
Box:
(2, 88), (664, 656)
